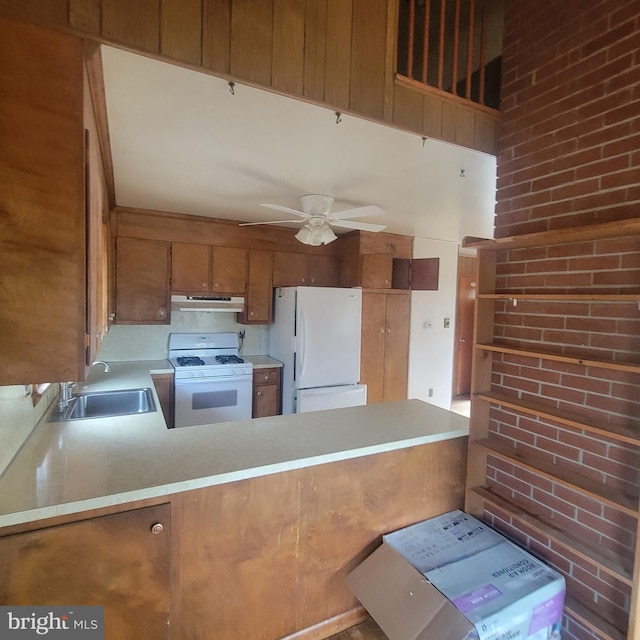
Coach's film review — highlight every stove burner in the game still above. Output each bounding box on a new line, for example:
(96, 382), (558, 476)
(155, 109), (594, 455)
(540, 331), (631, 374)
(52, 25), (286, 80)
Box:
(176, 356), (205, 367)
(215, 355), (245, 364)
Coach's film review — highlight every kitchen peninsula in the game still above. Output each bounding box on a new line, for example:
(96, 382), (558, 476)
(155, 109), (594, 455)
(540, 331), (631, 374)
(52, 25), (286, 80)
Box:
(0, 362), (468, 640)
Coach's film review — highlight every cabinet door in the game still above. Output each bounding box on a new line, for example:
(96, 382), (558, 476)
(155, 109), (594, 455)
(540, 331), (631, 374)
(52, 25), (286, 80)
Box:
(308, 254), (340, 286)
(273, 252), (309, 286)
(171, 242), (211, 292)
(239, 250), (272, 324)
(0, 504), (171, 639)
(383, 294), (410, 402)
(0, 17), (85, 384)
(361, 253), (393, 289)
(211, 246), (247, 294)
(360, 293), (387, 403)
(253, 384), (279, 417)
(115, 237), (170, 324)
(252, 367), (281, 417)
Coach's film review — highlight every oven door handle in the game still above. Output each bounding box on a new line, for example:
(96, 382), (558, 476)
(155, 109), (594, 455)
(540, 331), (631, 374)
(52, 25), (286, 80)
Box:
(174, 374), (252, 385)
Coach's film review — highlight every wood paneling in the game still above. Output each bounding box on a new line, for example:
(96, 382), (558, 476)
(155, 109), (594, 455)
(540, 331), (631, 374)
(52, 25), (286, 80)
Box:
(115, 207), (341, 254)
(272, 0), (305, 95)
(69, 0), (101, 34)
(160, 0), (202, 65)
(324, 0), (353, 109)
(0, 0), (69, 27)
(102, 0), (160, 52)
(202, 0), (231, 73)
(230, 0), (274, 85)
(173, 440), (467, 639)
(303, 0), (328, 101)
(0, 0), (499, 156)
(349, 0), (388, 120)
(393, 82), (424, 133)
(0, 16), (86, 384)
(173, 472), (301, 639)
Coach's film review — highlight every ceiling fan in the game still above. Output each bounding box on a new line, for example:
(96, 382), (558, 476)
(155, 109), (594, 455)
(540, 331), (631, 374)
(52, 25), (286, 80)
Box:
(239, 194), (387, 246)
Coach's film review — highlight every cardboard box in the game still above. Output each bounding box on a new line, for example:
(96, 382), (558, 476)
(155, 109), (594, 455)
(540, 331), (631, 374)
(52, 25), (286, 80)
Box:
(347, 510), (565, 640)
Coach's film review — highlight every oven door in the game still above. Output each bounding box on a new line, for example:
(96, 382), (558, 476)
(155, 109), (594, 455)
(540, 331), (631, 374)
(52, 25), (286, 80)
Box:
(174, 374), (253, 428)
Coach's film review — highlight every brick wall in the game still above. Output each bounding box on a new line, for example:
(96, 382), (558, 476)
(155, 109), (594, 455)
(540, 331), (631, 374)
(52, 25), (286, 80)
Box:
(486, 1), (640, 639)
(497, 0), (640, 237)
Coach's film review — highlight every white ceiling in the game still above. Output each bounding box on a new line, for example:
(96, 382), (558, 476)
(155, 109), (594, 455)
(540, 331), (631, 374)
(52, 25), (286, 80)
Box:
(102, 45), (496, 243)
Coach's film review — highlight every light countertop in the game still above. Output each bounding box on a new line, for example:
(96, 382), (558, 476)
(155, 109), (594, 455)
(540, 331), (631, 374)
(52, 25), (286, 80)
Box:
(0, 360), (468, 528)
(243, 355), (282, 368)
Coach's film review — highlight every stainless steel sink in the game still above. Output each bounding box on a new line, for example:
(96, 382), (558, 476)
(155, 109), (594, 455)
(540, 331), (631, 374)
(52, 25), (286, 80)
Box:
(50, 388), (157, 421)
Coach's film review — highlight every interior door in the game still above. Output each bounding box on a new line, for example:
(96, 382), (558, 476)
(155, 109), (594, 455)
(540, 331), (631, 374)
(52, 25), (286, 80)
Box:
(453, 272), (476, 396)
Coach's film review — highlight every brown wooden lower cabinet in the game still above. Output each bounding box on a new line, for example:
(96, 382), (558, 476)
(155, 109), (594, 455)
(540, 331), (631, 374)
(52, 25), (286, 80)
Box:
(252, 367), (281, 417)
(0, 438), (467, 639)
(0, 504), (171, 639)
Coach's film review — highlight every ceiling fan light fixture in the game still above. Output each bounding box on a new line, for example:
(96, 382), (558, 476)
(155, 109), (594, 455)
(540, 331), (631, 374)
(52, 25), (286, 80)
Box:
(295, 220), (337, 246)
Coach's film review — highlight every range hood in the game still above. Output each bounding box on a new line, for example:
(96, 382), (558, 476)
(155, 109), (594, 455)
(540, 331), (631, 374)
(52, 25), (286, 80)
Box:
(171, 295), (245, 312)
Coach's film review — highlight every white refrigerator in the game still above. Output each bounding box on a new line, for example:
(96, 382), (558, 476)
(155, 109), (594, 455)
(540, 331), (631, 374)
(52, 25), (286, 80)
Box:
(269, 287), (367, 414)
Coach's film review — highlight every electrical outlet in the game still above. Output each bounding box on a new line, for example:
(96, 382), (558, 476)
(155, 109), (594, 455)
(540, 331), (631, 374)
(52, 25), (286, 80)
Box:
(428, 388), (434, 397)
(444, 317), (450, 328)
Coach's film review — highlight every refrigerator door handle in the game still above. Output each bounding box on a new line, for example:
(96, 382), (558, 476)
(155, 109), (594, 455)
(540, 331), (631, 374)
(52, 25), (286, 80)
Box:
(297, 307), (306, 379)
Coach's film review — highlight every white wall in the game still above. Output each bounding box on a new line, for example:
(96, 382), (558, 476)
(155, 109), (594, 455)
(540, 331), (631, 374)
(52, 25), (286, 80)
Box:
(0, 383), (58, 475)
(408, 238), (460, 410)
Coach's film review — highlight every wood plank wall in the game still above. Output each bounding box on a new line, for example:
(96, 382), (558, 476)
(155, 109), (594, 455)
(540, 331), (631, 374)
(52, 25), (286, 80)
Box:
(0, 0), (499, 156)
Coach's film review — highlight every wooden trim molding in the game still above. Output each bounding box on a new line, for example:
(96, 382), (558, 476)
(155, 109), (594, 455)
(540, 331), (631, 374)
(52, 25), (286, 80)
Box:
(84, 41), (116, 210)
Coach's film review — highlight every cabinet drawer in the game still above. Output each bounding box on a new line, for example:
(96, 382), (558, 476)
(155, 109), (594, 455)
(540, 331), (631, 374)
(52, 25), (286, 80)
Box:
(253, 367), (280, 385)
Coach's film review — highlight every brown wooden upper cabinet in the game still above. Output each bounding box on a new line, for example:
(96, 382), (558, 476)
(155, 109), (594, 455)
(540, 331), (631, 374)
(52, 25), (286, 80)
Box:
(237, 250), (273, 324)
(361, 253), (393, 289)
(171, 243), (247, 295)
(272, 252), (340, 287)
(115, 237), (171, 324)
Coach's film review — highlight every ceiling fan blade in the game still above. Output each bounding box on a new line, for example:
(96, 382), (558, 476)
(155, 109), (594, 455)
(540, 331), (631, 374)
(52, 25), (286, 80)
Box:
(260, 203), (309, 218)
(329, 205), (385, 220)
(331, 220), (387, 232)
(239, 219), (304, 226)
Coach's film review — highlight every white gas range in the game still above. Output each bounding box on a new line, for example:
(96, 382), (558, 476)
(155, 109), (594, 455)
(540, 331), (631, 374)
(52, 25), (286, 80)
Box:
(169, 332), (253, 428)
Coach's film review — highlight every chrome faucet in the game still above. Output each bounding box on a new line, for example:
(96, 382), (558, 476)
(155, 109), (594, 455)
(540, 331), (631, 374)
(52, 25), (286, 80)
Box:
(58, 381), (76, 413)
(92, 360), (111, 373)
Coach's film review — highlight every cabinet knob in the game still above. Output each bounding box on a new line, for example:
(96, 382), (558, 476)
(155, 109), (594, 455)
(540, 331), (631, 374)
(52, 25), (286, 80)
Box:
(301, 278), (306, 283)
(202, 282), (208, 288)
(378, 328), (385, 334)
(257, 391), (262, 397)
(213, 282), (219, 288)
(386, 328), (391, 334)
(310, 278), (315, 283)
(157, 309), (166, 319)
(384, 279), (390, 284)
(264, 374), (269, 381)
(250, 311), (255, 317)
(150, 522), (164, 535)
